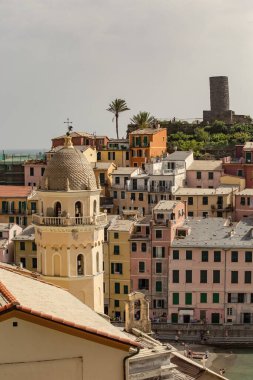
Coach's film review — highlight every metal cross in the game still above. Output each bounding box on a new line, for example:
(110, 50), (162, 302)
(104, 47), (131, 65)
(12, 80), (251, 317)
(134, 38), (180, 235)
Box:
(64, 118), (73, 134)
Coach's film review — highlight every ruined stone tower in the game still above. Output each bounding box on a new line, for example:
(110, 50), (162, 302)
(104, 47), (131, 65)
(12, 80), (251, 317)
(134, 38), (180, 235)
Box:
(210, 76), (229, 114)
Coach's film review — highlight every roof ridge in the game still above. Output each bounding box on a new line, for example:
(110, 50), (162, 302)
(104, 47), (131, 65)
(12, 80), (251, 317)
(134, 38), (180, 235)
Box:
(0, 281), (19, 306)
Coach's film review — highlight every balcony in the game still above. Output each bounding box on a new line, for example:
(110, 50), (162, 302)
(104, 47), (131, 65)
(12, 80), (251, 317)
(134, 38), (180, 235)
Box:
(100, 197), (114, 208)
(125, 185), (148, 191)
(150, 186), (170, 193)
(32, 213), (107, 226)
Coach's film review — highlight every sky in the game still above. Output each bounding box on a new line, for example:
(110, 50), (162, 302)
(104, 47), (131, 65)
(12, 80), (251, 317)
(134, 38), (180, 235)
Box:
(1, 0), (253, 149)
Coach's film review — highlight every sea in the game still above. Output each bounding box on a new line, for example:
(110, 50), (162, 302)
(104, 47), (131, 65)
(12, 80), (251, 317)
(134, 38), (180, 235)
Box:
(0, 148), (47, 160)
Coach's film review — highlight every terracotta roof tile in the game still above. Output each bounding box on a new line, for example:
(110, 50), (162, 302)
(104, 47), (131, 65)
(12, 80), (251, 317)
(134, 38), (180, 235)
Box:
(0, 186), (34, 198)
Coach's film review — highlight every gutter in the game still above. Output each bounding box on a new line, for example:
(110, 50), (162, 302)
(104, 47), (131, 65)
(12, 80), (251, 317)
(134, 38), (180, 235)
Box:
(123, 346), (140, 380)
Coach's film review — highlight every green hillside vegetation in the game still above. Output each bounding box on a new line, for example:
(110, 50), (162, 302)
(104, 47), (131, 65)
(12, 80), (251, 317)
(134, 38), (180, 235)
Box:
(166, 120), (253, 157)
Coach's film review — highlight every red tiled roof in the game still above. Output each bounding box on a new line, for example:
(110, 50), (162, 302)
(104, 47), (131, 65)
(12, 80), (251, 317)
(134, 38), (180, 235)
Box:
(0, 186), (34, 198)
(0, 265), (140, 349)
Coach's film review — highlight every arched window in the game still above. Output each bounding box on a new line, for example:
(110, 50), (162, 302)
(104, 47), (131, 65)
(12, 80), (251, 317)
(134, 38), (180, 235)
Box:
(93, 200), (97, 214)
(75, 201), (82, 217)
(77, 254), (84, 276)
(96, 252), (99, 273)
(54, 202), (61, 217)
(53, 254), (61, 276)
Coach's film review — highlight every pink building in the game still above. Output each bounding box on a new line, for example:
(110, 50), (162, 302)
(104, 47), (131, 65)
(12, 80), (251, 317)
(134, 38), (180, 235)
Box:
(0, 223), (22, 263)
(130, 200), (185, 320)
(24, 160), (47, 187)
(186, 160), (223, 188)
(235, 189), (253, 221)
(169, 217), (253, 324)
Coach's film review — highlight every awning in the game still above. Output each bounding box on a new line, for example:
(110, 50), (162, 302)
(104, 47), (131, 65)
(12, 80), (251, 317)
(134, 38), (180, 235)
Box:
(179, 310), (194, 316)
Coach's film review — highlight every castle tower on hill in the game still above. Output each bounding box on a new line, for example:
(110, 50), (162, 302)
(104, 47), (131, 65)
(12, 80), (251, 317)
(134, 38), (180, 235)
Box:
(33, 134), (107, 313)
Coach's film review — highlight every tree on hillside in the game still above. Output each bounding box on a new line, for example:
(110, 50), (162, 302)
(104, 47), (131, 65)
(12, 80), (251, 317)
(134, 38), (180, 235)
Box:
(130, 111), (155, 129)
(107, 99), (130, 139)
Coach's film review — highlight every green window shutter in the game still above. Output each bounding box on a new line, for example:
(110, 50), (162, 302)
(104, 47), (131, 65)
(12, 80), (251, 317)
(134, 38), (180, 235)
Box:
(114, 283), (120, 294)
(156, 281), (162, 292)
(111, 263), (114, 274)
(173, 293), (179, 305)
(185, 293), (192, 305)
(213, 293), (219, 303)
(200, 293), (207, 303)
(124, 285), (128, 294)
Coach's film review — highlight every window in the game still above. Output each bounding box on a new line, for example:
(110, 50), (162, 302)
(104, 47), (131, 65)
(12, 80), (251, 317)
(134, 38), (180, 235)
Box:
(202, 251), (208, 262)
(113, 191), (117, 199)
(124, 285), (128, 294)
(114, 245), (120, 255)
(126, 151), (129, 160)
(156, 281), (162, 292)
(138, 279), (149, 290)
(153, 299), (165, 309)
(188, 211), (194, 217)
(32, 258), (37, 269)
(185, 293), (192, 305)
(97, 152), (101, 160)
(240, 197), (245, 206)
(121, 191), (125, 199)
(31, 202), (37, 213)
(238, 293), (245, 303)
(208, 172), (214, 180)
(200, 293), (207, 303)
(186, 250), (192, 260)
(32, 242), (37, 251)
(196, 171), (201, 180)
(20, 257), (26, 268)
(237, 169), (243, 177)
(114, 300), (120, 307)
(77, 254), (84, 275)
(115, 177), (120, 184)
(30, 167), (34, 176)
(99, 172), (105, 185)
(139, 262), (145, 273)
(214, 251), (221, 262)
(132, 242), (137, 252)
(173, 293), (179, 305)
(245, 251), (252, 262)
(139, 193), (143, 201)
(186, 270), (192, 283)
(231, 271), (238, 283)
(111, 263), (123, 274)
(20, 242), (25, 251)
(41, 167), (45, 176)
(213, 270), (220, 283)
(156, 262), (162, 273)
(130, 193), (135, 201)
(231, 251), (238, 262)
(114, 232), (119, 239)
(245, 271), (252, 284)
(213, 293), (219, 303)
(227, 307), (233, 316)
(200, 270), (207, 283)
(153, 247), (165, 258)
(114, 283), (120, 294)
(141, 243), (146, 252)
(188, 197), (193, 205)
(202, 196), (208, 205)
(173, 250), (179, 260)
(155, 230), (162, 239)
(173, 270), (179, 283)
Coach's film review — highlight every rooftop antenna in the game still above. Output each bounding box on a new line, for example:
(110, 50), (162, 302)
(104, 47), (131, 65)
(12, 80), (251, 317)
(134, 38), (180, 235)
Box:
(64, 118), (73, 136)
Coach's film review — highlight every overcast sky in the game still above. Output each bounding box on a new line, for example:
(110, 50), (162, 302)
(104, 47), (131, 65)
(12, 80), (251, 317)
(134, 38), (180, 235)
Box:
(1, 0), (253, 149)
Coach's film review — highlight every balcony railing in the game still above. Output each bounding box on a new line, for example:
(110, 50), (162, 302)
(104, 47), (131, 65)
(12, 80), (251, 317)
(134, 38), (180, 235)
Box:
(0, 209), (36, 215)
(150, 186), (170, 193)
(32, 213), (107, 226)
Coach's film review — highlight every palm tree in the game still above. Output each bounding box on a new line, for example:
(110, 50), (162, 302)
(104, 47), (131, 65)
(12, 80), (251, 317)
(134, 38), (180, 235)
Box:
(107, 99), (130, 139)
(130, 111), (155, 129)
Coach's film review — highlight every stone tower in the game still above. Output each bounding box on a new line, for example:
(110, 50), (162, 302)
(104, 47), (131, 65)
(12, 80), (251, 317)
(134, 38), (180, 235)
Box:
(33, 135), (107, 314)
(210, 76), (229, 114)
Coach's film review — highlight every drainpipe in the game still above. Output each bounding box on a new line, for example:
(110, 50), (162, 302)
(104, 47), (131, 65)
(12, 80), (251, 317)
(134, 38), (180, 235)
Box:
(123, 346), (140, 380)
(223, 249), (228, 324)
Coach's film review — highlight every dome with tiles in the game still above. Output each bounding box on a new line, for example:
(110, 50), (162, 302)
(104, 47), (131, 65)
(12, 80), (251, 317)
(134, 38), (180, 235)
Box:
(41, 136), (97, 191)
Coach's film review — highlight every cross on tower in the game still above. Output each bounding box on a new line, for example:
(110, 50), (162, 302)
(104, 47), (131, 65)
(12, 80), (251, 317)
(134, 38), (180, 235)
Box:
(64, 118), (73, 135)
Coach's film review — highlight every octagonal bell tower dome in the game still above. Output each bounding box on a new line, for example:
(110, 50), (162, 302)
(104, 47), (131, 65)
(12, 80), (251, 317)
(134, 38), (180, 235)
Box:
(33, 134), (107, 314)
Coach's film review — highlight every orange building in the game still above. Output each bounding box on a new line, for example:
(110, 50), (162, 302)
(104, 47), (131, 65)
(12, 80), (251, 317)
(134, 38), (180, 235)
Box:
(129, 128), (167, 168)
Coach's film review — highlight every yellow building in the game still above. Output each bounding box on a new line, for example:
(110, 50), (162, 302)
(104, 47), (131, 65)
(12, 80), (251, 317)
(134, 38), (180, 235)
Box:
(106, 219), (135, 320)
(93, 162), (117, 197)
(97, 149), (130, 167)
(0, 186), (37, 227)
(220, 174), (245, 191)
(33, 135), (107, 313)
(174, 186), (238, 218)
(13, 225), (37, 271)
(0, 265), (139, 380)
